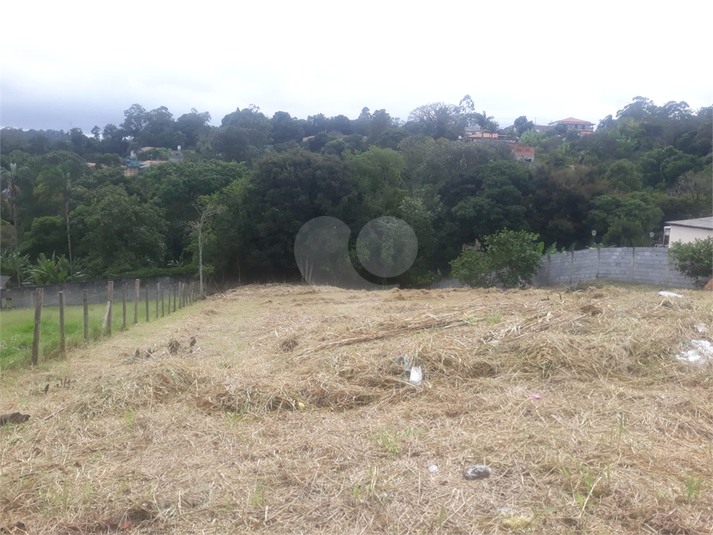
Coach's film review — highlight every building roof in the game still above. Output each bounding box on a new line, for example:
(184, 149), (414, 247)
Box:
(666, 216), (713, 230)
(549, 117), (595, 125)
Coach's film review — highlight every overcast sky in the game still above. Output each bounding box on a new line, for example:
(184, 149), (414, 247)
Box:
(2, 0), (712, 133)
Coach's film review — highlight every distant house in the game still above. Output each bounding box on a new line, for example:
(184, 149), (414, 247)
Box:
(548, 117), (595, 133)
(466, 133), (535, 162)
(663, 217), (713, 246)
(512, 144), (535, 162)
(466, 132), (500, 140)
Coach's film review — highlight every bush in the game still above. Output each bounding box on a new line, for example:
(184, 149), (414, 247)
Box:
(668, 237), (713, 286)
(450, 230), (543, 288)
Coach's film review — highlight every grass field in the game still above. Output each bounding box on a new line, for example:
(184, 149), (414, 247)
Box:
(0, 284), (711, 534)
(0, 300), (179, 369)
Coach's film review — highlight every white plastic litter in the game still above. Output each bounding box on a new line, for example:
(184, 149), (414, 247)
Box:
(677, 340), (713, 364)
(428, 465), (439, 473)
(463, 465), (492, 480)
(694, 323), (708, 333)
(409, 366), (423, 386)
(658, 291), (684, 298)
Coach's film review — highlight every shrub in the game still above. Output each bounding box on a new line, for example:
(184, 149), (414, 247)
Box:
(450, 230), (543, 288)
(668, 237), (713, 286)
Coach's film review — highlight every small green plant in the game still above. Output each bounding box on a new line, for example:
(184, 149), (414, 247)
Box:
(377, 429), (401, 454)
(437, 505), (447, 531)
(123, 406), (136, 430)
(684, 475), (703, 501)
(485, 312), (501, 325)
(250, 480), (265, 507)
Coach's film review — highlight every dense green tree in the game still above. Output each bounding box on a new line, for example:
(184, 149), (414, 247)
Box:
(605, 159), (642, 192)
(270, 111), (305, 145)
(176, 108), (212, 148)
(71, 185), (167, 277)
(214, 106), (272, 163)
(239, 150), (350, 279)
(406, 103), (467, 140)
(668, 237), (713, 286)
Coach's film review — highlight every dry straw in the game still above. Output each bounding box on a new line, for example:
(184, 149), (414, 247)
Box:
(1, 283), (711, 534)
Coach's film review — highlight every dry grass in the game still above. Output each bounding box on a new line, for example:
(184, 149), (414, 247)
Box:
(1, 283), (712, 534)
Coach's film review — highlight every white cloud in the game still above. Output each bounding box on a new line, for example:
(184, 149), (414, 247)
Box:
(2, 0), (711, 131)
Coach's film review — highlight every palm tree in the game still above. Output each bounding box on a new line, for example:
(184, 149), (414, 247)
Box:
(0, 161), (29, 247)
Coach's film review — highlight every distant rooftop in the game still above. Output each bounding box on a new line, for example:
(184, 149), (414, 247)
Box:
(549, 117), (595, 126)
(665, 216), (713, 230)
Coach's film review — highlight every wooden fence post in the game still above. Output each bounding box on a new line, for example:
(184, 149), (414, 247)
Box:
(58, 291), (65, 356)
(178, 283), (183, 309)
(173, 284), (177, 312)
(83, 289), (88, 340)
(156, 282), (160, 318)
(145, 286), (149, 322)
(161, 285), (165, 317)
(32, 288), (43, 365)
(104, 281), (114, 336)
(122, 284), (127, 330)
(134, 279), (140, 325)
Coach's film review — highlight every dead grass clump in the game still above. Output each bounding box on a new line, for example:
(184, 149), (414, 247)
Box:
(279, 337), (298, 352)
(89, 363), (203, 414)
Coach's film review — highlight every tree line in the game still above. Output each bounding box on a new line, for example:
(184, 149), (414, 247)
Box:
(1, 96), (710, 288)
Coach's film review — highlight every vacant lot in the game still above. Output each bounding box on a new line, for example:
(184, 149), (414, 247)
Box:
(1, 284), (711, 534)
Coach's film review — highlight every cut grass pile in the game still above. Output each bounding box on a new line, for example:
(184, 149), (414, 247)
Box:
(0, 284), (711, 534)
(0, 301), (170, 369)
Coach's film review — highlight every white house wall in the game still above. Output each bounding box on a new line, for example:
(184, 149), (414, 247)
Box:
(669, 226), (713, 245)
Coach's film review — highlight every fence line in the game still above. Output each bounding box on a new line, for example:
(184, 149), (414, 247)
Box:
(2, 279), (198, 366)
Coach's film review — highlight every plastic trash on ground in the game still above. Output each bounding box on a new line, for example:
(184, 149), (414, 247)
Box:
(409, 366), (422, 386)
(428, 465), (439, 473)
(658, 291), (684, 298)
(677, 340), (713, 364)
(463, 465), (492, 480)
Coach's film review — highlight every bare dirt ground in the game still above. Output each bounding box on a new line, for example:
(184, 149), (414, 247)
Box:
(1, 284), (712, 534)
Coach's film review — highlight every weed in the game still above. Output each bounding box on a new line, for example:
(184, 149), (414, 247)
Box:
(485, 312), (501, 325)
(684, 476), (703, 501)
(123, 406), (136, 430)
(251, 480), (264, 507)
(437, 505), (447, 531)
(377, 429), (401, 454)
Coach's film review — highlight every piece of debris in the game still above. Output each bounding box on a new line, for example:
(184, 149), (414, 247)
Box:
(0, 413), (30, 427)
(279, 337), (299, 352)
(134, 346), (158, 359)
(409, 366), (422, 386)
(190, 336), (197, 348)
(501, 516), (533, 529)
(528, 394), (542, 400)
(463, 465), (492, 480)
(658, 291), (684, 298)
(168, 339), (181, 355)
(694, 323), (708, 333)
(579, 304), (602, 316)
(428, 465), (439, 473)
(677, 340), (713, 364)
(44, 384), (49, 394)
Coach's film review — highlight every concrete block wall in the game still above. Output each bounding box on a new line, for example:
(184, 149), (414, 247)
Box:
(0, 276), (191, 309)
(533, 247), (696, 289)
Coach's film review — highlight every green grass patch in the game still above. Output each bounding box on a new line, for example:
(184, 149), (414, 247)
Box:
(0, 300), (174, 369)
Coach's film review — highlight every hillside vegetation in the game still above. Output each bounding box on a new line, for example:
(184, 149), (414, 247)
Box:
(1, 97), (711, 287)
